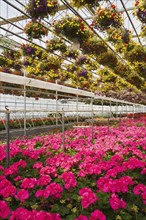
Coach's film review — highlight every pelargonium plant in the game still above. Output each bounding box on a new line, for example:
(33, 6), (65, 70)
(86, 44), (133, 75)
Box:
(140, 24), (146, 37)
(106, 27), (131, 44)
(25, 0), (59, 20)
(24, 21), (48, 39)
(93, 4), (123, 31)
(0, 124), (146, 219)
(70, 0), (101, 8)
(134, 0), (146, 23)
(81, 36), (107, 55)
(62, 47), (80, 59)
(20, 44), (36, 56)
(53, 15), (91, 44)
(46, 37), (67, 53)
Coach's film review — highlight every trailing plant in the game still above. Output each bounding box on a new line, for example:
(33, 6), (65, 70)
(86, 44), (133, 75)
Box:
(140, 24), (146, 37)
(93, 4), (123, 31)
(24, 21), (48, 39)
(70, 0), (101, 8)
(25, 0), (59, 20)
(53, 15), (91, 44)
(62, 47), (80, 59)
(46, 37), (67, 53)
(81, 36), (108, 55)
(134, 0), (146, 23)
(106, 27), (131, 44)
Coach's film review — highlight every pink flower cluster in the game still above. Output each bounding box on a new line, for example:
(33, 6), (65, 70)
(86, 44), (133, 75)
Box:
(0, 200), (10, 219)
(10, 207), (61, 220)
(4, 160), (26, 176)
(133, 183), (146, 204)
(90, 210), (106, 220)
(97, 176), (134, 193)
(109, 193), (126, 210)
(0, 123), (146, 219)
(16, 189), (29, 202)
(20, 177), (37, 189)
(79, 188), (98, 209)
(61, 171), (77, 190)
(0, 176), (16, 198)
(36, 182), (63, 199)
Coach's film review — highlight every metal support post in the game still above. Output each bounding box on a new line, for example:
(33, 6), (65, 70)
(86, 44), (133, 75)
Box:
(132, 104), (135, 122)
(116, 102), (118, 118)
(101, 99), (103, 118)
(109, 100), (111, 118)
(5, 106), (10, 168)
(143, 106), (145, 125)
(126, 104), (128, 127)
(91, 98), (94, 142)
(108, 111), (110, 133)
(62, 108), (65, 152)
(24, 71), (26, 136)
(76, 88), (79, 123)
(56, 80), (58, 126)
(119, 111), (121, 128)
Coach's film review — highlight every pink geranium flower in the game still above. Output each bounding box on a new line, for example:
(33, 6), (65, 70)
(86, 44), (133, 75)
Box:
(109, 193), (126, 210)
(20, 177), (37, 189)
(75, 214), (88, 220)
(79, 188), (98, 209)
(90, 210), (106, 220)
(0, 200), (10, 219)
(16, 189), (29, 202)
(37, 175), (51, 186)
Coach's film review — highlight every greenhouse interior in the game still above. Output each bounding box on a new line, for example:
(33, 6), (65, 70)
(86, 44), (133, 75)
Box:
(0, 0), (146, 219)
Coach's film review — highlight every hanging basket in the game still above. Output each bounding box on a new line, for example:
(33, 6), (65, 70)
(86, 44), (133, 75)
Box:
(81, 36), (107, 55)
(62, 47), (79, 59)
(24, 21), (48, 39)
(20, 44), (36, 56)
(106, 27), (131, 44)
(53, 15), (91, 44)
(25, 0), (59, 20)
(141, 25), (146, 37)
(134, 0), (146, 23)
(46, 37), (67, 53)
(70, 0), (101, 8)
(124, 45), (146, 62)
(93, 4), (123, 31)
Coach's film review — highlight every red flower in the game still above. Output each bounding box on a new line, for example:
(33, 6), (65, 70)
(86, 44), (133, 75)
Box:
(111, 4), (116, 9)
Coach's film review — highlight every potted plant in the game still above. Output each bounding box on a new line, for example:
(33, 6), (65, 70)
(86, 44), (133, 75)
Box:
(53, 15), (91, 44)
(140, 25), (146, 37)
(24, 21), (48, 39)
(25, 0), (59, 20)
(124, 44), (146, 62)
(0, 56), (10, 67)
(39, 55), (62, 70)
(134, 0), (146, 23)
(62, 46), (79, 59)
(96, 51), (118, 68)
(2, 50), (21, 60)
(20, 43), (36, 56)
(81, 36), (107, 55)
(106, 27), (131, 44)
(46, 37), (67, 53)
(70, 0), (101, 8)
(93, 4), (123, 31)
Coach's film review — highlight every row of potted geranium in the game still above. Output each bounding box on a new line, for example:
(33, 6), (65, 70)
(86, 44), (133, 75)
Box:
(0, 115), (88, 131)
(0, 123), (146, 219)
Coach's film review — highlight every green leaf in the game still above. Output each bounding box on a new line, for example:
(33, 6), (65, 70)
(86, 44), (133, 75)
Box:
(51, 204), (59, 212)
(66, 214), (76, 220)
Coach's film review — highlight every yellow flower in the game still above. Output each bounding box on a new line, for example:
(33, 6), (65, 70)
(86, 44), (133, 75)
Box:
(72, 207), (77, 213)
